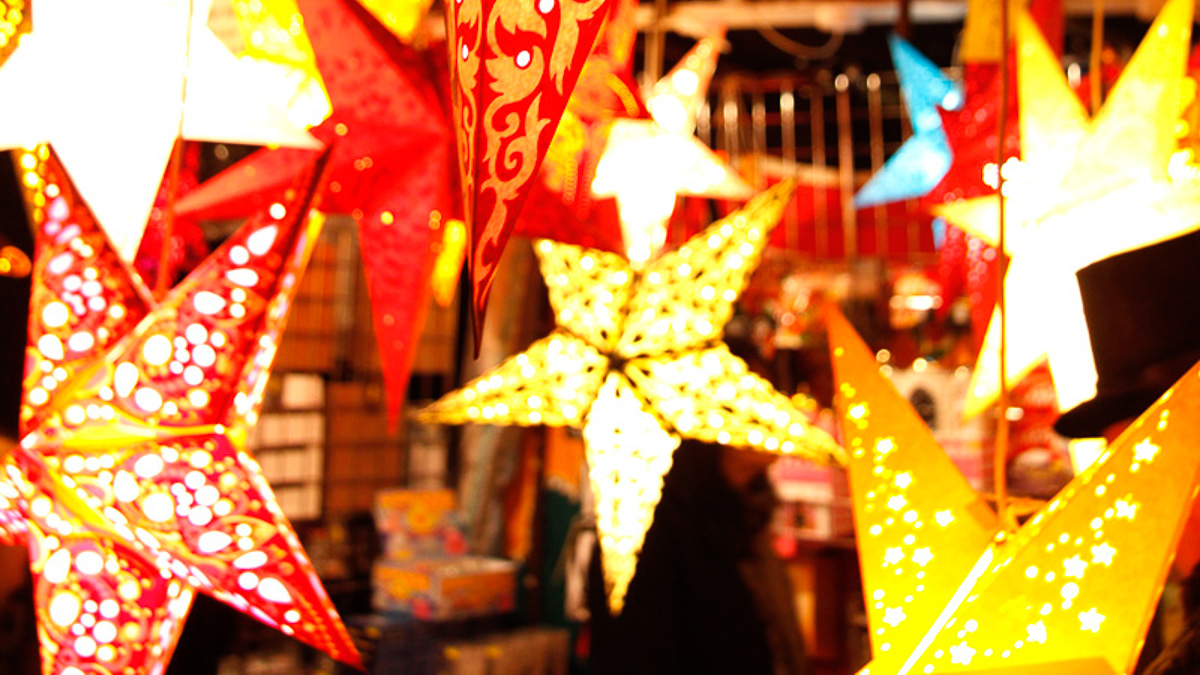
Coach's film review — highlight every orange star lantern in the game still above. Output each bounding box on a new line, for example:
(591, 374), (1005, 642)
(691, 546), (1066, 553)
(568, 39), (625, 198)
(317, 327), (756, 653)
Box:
(0, 146), (361, 674)
(827, 308), (1200, 675)
(420, 182), (843, 613)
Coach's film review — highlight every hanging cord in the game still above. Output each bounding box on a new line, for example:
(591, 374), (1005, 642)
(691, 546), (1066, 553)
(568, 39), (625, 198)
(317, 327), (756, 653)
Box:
(1089, 0), (1105, 114)
(755, 24), (844, 62)
(158, 0), (196, 296)
(994, 0), (1014, 533)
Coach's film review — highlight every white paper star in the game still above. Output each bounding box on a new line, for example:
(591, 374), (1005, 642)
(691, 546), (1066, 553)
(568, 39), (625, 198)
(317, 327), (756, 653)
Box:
(0, 0), (318, 260)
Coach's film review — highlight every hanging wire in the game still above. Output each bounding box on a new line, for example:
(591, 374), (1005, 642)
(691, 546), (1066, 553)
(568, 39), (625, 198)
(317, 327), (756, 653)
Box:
(994, 0), (1013, 533)
(755, 24), (844, 62)
(1090, 0), (1105, 114)
(158, 0), (197, 296)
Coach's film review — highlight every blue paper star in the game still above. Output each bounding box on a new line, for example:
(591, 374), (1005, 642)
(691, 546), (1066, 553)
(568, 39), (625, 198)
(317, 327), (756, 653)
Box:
(854, 35), (963, 207)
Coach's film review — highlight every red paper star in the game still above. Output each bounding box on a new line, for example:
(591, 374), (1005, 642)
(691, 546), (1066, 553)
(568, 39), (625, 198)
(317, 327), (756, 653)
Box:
(1, 146), (360, 674)
(177, 0), (453, 425)
(445, 0), (613, 345)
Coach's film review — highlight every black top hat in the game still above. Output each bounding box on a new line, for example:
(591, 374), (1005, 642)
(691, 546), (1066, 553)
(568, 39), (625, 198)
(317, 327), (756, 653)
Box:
(1054, 228), (1200, 438)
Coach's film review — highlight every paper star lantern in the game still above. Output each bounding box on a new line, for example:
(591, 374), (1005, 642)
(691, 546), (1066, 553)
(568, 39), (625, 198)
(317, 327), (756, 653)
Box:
(0, 0), (319, 261)
(0, 145), (360, 674)
(591, 33), (753, 266)
(419, 181), (843, 612)
(447, 0), (613, 344)
(854, 35), (963, 208)
(934, 0), (1200, 417)
(827, 307), (1200, 675)
(0, 0), (29, 66)
(223, 0), (334, 128)
(178, 0), (453, 426)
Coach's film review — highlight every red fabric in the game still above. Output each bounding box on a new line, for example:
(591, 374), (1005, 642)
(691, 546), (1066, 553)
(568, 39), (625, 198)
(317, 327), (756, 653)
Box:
(446, 0), (613, 346)
(177, 0), (453, 426)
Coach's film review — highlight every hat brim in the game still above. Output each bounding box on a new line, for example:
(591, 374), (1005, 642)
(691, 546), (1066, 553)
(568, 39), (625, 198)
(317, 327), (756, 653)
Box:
(1054, 389), (1162, 439)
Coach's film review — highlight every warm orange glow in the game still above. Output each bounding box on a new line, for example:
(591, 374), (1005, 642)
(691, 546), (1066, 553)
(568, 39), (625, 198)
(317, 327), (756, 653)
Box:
(829, 307), (1200, 674)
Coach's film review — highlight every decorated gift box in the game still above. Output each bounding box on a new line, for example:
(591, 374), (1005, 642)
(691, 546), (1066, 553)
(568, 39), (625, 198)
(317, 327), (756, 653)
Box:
(374, 488), (469, 561)
(373, 556), (518, 620)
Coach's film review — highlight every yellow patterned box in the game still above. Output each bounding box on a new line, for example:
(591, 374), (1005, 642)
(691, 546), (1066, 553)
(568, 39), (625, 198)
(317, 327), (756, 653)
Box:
(372, 556), (518, 620)
(374, 488), (468, 560)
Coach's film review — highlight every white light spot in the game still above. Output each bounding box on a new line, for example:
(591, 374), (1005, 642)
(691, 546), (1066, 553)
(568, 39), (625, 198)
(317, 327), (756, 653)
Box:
(198, 531), (233, 554)
(142, 335), (173, 366)
(537, 0), (554, 12)
(67, 332), (95, 353)
(93, 621), (117, 644)
(42, 302), (70, 328)
(49, 591), (81, 627)
(44, 549), (72, 584)
(134, 454), (164, 479)
(191, 344), (216, 368)
(37, 334), (64, 361)
(135, 388), (163, 413)
(256, 577), (292, 604)
(226, 269), (260, 287)
(114, 362), (139, 397)
(143, 494), (174, 523)
(246, 225), (278, 256)
(268, 203), (287, 219)
(235, 551), (268, 570)
(114, 471), (139, 502)
(183, 366), (204, 387)
(516, 50), (531, 68)
(74, 636), (97, 658)
(188, 506), (213, 527)
(195, 485), (220, 507)
(193, 292), (227, 316)
(185, 324), (208, 345)
(47, 252), (75, 275)
(75, 551), (104, 575)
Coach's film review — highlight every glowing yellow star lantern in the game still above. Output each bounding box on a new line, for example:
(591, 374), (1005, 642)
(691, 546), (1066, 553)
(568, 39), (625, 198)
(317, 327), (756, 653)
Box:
(420, 182), (843, 612)
(225, 0), (333, 128)
(0, 0), (319, 261)
(934, 0), (1200, 418)
(0, 145), (360, 673)
(591, 32), (752, 267)
(828, 307), (1200, 675)
(0, 0), (30, 66)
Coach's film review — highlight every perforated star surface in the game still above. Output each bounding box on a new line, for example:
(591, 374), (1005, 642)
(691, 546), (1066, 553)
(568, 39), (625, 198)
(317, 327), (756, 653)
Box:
(420, 181), (844, 612)
(446, 0), (612, 347)
(828, 308), (1200, 675)
(0, 145), (361, 674)
(177, 0), (453, 426)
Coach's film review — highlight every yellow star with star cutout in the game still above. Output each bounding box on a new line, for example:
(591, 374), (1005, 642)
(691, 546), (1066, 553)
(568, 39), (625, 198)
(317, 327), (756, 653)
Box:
(419, 181), (843, 612)
(827, 306), (1200, 675)
(934, 0), (1200, 418)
